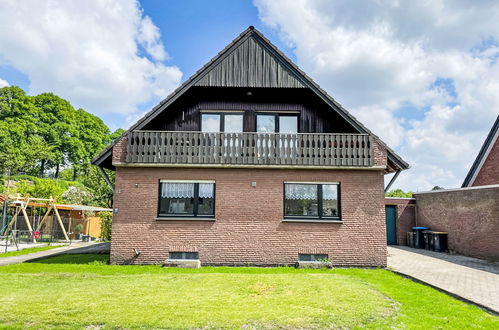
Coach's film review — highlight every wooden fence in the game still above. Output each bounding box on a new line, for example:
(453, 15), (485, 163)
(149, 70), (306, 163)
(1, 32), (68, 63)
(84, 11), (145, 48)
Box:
(125, 131), (373, 166)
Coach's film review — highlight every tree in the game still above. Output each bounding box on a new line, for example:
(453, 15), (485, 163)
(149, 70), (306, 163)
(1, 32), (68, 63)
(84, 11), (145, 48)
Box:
(431, 186), (444, 191)
(80, 166), (115, 208)
(0, 86), (121, 208)
(0, 87), (40, 175)
(385, 189), (413, 198)
(110, 128), (125, 142)
(32, 93), (78, 178)
(71, 109), (110, 179)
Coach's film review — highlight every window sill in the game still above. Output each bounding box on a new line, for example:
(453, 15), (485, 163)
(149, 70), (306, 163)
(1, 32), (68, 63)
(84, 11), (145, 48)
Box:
(156, 217), (216, 221)
(282, 219), (343, 224)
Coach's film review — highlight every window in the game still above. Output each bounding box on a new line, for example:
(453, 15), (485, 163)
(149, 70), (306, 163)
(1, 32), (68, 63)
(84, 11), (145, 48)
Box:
(201, 114), (220, 132)
(256, 114), (275, 133)
(201, 113), (243, 132)
(224, 114), (243, 132)
(284, 183), (340, 220)
(169, 252), (199, 260)
(158, 181), (215, 218)
(279, 116), (298, 133)
(299, 254), (328, 262)
(256, 114), (298, 133)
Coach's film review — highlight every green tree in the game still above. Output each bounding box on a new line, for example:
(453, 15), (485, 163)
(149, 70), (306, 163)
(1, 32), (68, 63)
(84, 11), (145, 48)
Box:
(71, 109), (110, 179)
(0, 86), (120, 208)
(80, 166), (115, 208)
(0, 87), (40, 175)
(110, 128), (125, 141)
(385, 189), (413, 198)
(32, 93), (78, 178)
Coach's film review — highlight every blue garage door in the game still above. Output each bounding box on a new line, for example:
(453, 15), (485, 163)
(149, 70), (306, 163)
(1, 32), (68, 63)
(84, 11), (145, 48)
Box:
(385, 205), (397, 245)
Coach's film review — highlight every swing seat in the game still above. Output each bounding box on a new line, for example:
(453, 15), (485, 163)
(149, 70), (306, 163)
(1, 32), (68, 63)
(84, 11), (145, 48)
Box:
(33, 231), (40, 239)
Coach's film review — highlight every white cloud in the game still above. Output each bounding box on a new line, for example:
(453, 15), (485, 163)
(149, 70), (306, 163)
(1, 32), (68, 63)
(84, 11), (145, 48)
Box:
(255, 0), (499, 190)
(0, 0), (182, 116)
(0, 78), (9, 88)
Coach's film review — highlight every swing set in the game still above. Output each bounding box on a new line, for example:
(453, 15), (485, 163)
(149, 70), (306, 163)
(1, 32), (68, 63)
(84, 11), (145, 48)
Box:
(1, 195), (70, 247)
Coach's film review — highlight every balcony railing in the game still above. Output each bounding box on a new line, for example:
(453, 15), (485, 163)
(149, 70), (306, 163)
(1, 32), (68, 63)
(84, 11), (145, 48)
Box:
(125, 131), (374, 167)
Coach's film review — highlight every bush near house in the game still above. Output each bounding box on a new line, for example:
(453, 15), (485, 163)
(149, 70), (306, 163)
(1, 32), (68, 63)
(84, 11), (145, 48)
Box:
(99, 211), (112, 241)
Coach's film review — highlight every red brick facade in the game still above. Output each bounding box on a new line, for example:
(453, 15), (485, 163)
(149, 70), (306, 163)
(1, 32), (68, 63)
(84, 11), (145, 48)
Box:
(473, 136), (499, 186)
(384, 198), (416, 246)
(414, 186), (499, 261)
(110, 166), (387, 267)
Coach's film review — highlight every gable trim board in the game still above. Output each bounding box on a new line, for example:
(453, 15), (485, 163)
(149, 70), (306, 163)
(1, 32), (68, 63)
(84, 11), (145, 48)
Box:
(462, 115), (499, 187)
(92, 26), (408, 171)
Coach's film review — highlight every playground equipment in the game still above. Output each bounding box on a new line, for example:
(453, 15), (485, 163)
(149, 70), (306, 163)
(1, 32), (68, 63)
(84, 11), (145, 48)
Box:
(0, 195), (70, 251)
(1, 194), (111, 252)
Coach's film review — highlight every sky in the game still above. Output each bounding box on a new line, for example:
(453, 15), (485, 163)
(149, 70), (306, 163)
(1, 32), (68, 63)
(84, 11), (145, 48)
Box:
(0, 0), (498, 192)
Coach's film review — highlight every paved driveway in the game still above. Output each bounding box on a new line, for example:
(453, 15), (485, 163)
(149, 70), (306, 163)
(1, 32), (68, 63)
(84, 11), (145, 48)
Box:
(0, 242), (110, 266)
(387, 246), (499, 314)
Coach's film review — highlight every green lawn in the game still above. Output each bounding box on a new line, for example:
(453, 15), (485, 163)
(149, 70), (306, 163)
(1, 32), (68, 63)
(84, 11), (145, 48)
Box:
(0, 244), (64, 257)
(0, 254), (497, 329)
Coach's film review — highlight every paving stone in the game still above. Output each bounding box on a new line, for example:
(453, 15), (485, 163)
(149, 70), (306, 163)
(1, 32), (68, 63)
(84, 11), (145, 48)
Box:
(0, 242), (110, 266)
(388, 246), (499, 313)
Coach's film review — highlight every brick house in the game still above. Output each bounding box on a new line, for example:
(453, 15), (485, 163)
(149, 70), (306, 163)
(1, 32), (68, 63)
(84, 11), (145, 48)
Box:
(462, 115), (499, 187)
(92, 26), (408, 267)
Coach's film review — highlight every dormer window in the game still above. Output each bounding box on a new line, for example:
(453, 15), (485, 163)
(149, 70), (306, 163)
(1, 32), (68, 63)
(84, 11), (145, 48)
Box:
(201, 113), (243, 132)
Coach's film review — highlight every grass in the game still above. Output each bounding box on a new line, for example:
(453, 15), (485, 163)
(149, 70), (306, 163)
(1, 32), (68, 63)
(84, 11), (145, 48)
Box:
(0, 245), (64, 257)
(0, 254), (497, 329)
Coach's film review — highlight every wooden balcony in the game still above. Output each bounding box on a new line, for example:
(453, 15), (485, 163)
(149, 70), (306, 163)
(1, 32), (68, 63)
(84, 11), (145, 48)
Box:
(125, 131), (374, 167)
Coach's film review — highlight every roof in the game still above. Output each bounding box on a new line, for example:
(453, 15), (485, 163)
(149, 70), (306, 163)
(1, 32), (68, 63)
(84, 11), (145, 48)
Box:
(92, 26), (409, 171)
(56, 204), (112, 212)
(417, 183), (499, 195)
(462, 115), (499, 187)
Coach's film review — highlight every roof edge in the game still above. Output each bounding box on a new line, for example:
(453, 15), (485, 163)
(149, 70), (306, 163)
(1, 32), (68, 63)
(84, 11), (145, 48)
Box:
(90, 26), (409, 171)
(462, 115), (499, 187)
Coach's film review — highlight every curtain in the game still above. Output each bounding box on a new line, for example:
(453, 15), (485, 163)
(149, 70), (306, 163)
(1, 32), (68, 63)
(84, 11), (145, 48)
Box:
(161, 183), (194, 198)
(160, 183), (214, 198)
(285, 184), (317, 200)
(322, 185), (338, 201)
(198, 183), (214, 198)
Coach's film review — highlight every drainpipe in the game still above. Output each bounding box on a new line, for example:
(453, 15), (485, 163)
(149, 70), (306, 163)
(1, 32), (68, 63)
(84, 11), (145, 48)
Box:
(384, 170), (401, 194)
(98, 166), (114, 192)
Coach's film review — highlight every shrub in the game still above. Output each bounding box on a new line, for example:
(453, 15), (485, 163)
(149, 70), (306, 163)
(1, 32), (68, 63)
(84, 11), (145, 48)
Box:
(62, 186), (93, 205)
(99, 211), (112, 241)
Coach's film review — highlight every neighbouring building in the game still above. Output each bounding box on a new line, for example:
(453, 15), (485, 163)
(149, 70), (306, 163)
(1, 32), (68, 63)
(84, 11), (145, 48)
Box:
(92, 26), (409, 266)
(386, 115), (499, 261)
(462, 115), (499, 187)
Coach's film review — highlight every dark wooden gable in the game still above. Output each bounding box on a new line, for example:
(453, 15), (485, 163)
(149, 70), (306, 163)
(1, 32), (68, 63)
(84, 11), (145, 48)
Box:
(91, 26), (409, 171)
(195, 36), (306, 88)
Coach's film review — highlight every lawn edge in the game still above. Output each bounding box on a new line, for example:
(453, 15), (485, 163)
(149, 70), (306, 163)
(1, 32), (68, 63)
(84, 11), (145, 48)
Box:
(388, 269), (499, 316)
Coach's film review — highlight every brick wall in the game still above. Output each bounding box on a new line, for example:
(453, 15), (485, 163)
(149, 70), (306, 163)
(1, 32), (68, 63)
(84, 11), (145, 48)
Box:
(111, 167), (387, 267)
(384, 198), (416, 245)
(473, 137), (499, 186)
(112, 135), (127, 164)
(414, 185), (499, 261)
(373, 140), (387, 167)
